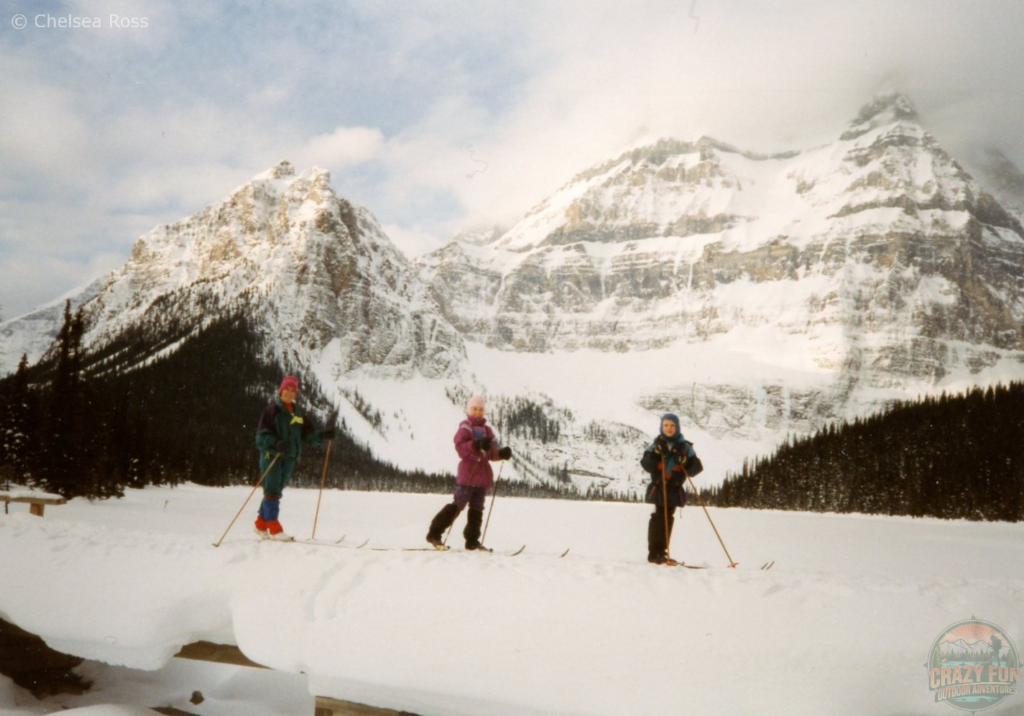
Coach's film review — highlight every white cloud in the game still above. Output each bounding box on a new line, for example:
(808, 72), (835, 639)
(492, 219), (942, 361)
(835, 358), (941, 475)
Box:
(298, 126), (386, 169)
(0, 58), (94, 186)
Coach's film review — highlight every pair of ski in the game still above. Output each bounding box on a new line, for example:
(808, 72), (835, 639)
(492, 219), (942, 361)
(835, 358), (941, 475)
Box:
(408, 545), (577, 558)
(287, 535), (532, 557)
(262, 534), (369, 548)
(377, 544), (528, 556)
(658, 559), (775, 570)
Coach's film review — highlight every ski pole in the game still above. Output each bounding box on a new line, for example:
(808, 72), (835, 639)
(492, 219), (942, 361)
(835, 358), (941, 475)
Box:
(212, 452), (281, 548)
(684, 470), (738, 568)
(481, 460), (506, 547)
(442, 509), (458, 546)
(310, 439), (333, 540)
(660, 461), (672, 562)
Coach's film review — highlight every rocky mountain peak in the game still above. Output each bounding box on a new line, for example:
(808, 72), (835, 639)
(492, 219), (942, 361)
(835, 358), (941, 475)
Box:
(270, 159), (295, 179)
(2, 163), (467, 381)
(841, 93), (919, 141)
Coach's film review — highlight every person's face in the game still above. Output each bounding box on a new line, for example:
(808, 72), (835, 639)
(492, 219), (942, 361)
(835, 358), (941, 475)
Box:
(469, 405), (485, 420)
(661, 419), (677, 437)
(281, 387), (298, 403)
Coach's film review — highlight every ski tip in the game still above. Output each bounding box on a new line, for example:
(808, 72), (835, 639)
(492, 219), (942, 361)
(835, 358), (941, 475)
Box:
(559, 548), (570, 558)
(510, 545), (526, 556)
(334, 534), (347, 544)
(355, 538), (370, 548)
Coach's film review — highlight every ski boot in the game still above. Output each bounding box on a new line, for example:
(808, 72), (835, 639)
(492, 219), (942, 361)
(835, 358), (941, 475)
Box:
(426, 503), (459, 550)
(464, 508), (492, 552)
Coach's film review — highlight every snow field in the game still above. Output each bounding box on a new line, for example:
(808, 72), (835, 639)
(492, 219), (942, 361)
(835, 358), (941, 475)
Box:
(1, 484), (1023, 715)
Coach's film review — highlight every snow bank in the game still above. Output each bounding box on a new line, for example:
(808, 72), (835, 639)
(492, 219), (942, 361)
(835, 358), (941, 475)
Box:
(1, 484), (1022, 715)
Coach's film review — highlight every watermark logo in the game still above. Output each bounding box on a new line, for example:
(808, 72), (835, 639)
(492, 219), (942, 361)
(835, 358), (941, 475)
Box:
(927, 617), (1019, 711)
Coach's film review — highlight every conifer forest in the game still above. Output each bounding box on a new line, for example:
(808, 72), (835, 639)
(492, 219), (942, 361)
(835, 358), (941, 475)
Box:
(709, 383), (1024, 521)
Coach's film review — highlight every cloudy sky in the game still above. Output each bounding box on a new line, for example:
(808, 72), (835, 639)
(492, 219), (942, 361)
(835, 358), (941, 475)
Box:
(2, 0), (1022, 319)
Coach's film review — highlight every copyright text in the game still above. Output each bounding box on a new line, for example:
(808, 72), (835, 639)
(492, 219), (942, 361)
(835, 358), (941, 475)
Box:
(11, 14), (149, 30)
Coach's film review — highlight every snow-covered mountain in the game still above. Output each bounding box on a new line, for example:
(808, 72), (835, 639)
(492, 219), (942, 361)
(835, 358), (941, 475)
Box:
(3, 162), (465, 382)
(87, 160), (465, 381)
(417, 94), (1024, 449)
(4, 94), (1024, 495)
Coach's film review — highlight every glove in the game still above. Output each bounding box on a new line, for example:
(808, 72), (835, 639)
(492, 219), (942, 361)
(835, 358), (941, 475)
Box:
(320, 429), (336, 440)
(498, 446), (512, 460)
(687, 455), (704, 477)
(275, 440), (288, 452)
(474, 438), (492, 451)
(653, 436), (668, 455)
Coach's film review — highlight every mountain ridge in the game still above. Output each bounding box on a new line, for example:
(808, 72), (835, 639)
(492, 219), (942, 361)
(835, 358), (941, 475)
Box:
(50, 160), (466, 382)
(414, 92), (1024, 455)
(4, 93), (1024, 495)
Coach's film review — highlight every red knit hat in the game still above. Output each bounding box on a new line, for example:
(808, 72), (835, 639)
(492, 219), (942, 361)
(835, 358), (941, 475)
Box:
(279, 376), (299, 394)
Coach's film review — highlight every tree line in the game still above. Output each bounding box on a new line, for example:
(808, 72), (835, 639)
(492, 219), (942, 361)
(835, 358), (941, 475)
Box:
(708, 383), (1024, 521)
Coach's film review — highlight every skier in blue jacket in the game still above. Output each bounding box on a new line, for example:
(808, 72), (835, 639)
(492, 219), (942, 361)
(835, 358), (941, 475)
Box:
(254, 375), (334, 541)
(639, 413), (703, 564)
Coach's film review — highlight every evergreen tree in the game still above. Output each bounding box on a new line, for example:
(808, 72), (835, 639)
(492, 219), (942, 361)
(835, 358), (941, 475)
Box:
(39, 302), (95, 498)
(0, 355), (40, 486)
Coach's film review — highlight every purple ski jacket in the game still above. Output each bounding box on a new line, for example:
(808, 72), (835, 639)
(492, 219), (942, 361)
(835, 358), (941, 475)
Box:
(454, 416), (501, 488)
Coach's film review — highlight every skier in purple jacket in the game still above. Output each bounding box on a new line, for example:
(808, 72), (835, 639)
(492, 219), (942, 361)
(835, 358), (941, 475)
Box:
(425, 395), (512, 551)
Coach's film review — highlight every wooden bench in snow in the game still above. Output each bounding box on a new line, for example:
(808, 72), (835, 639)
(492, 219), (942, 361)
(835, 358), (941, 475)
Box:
(0, 488), (67, 517)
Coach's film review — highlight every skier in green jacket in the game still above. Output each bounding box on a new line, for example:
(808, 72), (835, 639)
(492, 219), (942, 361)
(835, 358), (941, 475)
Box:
(254, 375), (334, 541)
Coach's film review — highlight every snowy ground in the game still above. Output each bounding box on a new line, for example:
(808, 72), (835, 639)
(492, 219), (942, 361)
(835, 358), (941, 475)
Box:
(1, 484), (1023, 715)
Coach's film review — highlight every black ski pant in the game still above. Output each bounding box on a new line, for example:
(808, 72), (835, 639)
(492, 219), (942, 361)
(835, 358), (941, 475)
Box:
(464, 508), (484, 549)
(427, 502), (486, 548)
(427, 503), (460, 542)
(647, 506), (676, 560)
